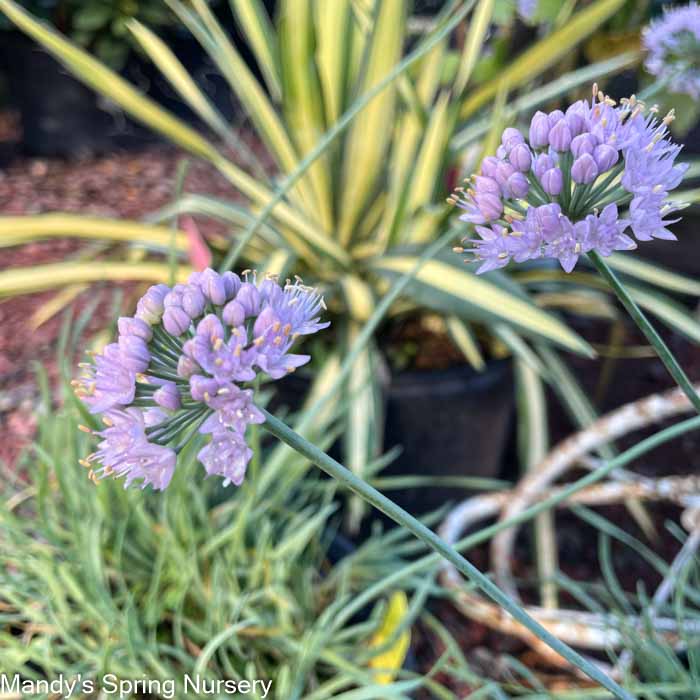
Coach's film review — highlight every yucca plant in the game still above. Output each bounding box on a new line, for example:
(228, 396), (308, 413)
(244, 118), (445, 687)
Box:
(3, 0), (700, 500)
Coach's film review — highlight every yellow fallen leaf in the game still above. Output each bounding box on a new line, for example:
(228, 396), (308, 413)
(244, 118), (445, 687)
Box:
(368, 591), (410, 684)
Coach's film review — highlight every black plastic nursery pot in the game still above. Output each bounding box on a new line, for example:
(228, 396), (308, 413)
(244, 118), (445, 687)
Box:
(0, 33), (122, 157)
(382, 359), (514, 516)
(273, 357), (514, 520)
(0, 30), (237, 158)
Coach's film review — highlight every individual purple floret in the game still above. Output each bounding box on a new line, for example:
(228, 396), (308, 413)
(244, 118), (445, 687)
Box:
(153, 380), (181, 412)
(80, 408), (176, 491)
(643, 3), (700, 99)
(449, 84), (687, 274)
(197, 429), (252, 487)
(76, 343), (136, 414)
(571, 154), (598, 184)
(75, 269), (329, 490)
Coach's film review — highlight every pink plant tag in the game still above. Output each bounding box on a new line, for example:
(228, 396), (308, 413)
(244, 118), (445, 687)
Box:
(181, 215), (212, 270)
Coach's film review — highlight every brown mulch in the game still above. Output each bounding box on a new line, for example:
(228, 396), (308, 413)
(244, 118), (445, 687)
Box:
(0, 109), (267, 465)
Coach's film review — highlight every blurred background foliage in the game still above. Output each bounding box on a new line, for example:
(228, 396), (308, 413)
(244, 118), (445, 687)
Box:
(1, 1), (700, 696)
(0, 0), (177, 68)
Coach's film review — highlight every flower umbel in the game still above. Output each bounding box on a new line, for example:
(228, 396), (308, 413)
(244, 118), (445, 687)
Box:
(450, 85), (688, 274)
(74, 270), (329, 489)
(643, 2), (700, 99)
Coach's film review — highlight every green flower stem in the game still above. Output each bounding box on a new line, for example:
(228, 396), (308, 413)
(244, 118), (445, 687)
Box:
(527, 172), (549, 204)
(172, 408), (211, 453)
(332, 414), (700, 632)
(153, 325), (184, 353)
(568, 182), (586, 217)
(583, 162), (623, 209)
(560, 151), (573, 211)
(592, 192), (632, 212)
(148, 406), (208, 444)
(260, 409), (634, 700)
(589, 251), (700, 414)
(144, 367), (182, 382)
(507, 198), (528, 213)
(150, 342), (181, 365)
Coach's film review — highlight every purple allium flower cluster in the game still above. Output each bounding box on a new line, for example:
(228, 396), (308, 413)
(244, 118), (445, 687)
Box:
(517, 0), (537, 22)
(450, 85), (688, 274)
(74, 269), (329, 490)
(643, 2), (700, 99)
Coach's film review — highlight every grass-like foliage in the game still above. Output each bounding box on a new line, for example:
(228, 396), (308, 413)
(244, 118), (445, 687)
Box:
(0, 368), (442, 699)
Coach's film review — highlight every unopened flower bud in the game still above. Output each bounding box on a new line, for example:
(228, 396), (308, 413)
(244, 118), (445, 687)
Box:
(475, 192), (504, 221)
(222, 299), (246, 327)
(135, 284), (169, 324)
(534, 153), (555, 180)
(222, 271), (241, 300)
(163, 306), (191, 337)
(494, 161), (515, 187)
(235, 283), (262, 317)
(509, 142), (532, 172)
(154, 381), (181, 411)
(565, 102), (588, 137)
(199, 268), (227, 305)
(507, 172), (529, 199)
(119, 335), (150, 373)
(529, 111), (550, 148)
(593, 143), (619, 172)
(501, 127), (524, 153)
(570, 133), (597, 158)
(480, 156), (500, 178)
(547, 110), (565, 127)
(473, 175), (501, 195)
(571, 153), (599, 184)
(182, 286), (206, 318)
(541, 168), (563, 196)
(164, 284), (186, 308)
(549, 120), (572, 151)
(118, 316), (152, 342)
(177, 354), (198, 379)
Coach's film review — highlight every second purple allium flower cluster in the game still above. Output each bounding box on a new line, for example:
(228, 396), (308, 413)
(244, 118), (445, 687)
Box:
(74, 269), (329, 490)
(643, 2), (700, 99)
(450, 85), (688, 273)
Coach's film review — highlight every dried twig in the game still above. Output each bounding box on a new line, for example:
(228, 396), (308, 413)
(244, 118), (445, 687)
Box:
(438, 384), (700, 676)
(439, 479), (700, 673)
(492, 384), (700, 602)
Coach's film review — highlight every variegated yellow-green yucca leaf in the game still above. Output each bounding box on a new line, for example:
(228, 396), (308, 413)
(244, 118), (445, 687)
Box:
(4, 0), (700, 493)
(0, 0), (643, 358)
